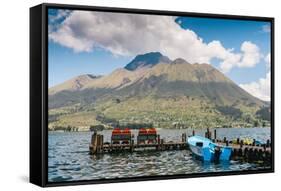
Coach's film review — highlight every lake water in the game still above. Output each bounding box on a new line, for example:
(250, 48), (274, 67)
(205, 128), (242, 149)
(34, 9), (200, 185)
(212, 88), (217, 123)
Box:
(48, 128), (271, 182)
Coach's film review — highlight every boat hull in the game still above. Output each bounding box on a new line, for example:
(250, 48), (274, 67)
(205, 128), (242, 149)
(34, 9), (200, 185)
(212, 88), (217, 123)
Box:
(187, 136), (232, 162)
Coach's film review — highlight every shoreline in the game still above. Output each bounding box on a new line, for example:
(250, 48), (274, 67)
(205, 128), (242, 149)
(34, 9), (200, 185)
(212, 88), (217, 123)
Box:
(48, 126), (271, 133)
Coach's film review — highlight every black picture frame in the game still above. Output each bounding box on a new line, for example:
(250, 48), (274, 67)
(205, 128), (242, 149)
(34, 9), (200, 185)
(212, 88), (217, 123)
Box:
(30, 3), (274, 187)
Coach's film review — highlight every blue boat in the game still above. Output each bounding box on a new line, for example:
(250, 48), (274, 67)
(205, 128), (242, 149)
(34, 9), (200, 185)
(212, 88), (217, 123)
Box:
(254, 140), (264, 146)
(187, 136), (232, 162)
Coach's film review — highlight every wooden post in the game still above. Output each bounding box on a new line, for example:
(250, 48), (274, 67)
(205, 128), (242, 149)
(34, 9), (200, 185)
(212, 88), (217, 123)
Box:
(110, 135), (113, 152)
(91, 132), (96, 146)
(206, 128), (208, 138)
(265, 151), (271, 163)
(161, 139), (164, 150)
(258, 149), (263, 161)
(236, 138), (240, 145)
(254, 149), (258, 161)
(232, 148), (237, 159)
(238, 148), (243, 157)
(96, 135), (100, 153)
(99, 135), (102, 153)
(181, 133), (186, 149)
(157, 134), (160, 150)
(240, 140), (244, 149)
(91, 132), (98, 154)
(244, 147), (249, 160)
(266, 139), (270, 147)
(182, 133), (186, 143)
(101, 135), (104, 153)
(130, 139), (134, 152)
(214, 129), (217, 141)
(98, 135), (101, 153)
(248, 148), (253, 161)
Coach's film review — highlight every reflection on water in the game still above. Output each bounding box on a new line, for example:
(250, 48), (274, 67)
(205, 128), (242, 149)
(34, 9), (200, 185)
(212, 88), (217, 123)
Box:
(48, 128), (271, 182)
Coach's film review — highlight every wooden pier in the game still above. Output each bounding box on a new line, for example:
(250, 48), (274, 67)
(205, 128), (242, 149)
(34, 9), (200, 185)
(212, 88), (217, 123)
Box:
(89, 132), (187, 154)
(89, 128), (272, 163)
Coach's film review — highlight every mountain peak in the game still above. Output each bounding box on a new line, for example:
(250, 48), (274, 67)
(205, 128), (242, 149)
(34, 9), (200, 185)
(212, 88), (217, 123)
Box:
(171, 58), (190, 65)
(76, 74), (100, 80)
(124, 52), (171, 71)
(49, 57), (265, 111)
(49, 74), (101, 95)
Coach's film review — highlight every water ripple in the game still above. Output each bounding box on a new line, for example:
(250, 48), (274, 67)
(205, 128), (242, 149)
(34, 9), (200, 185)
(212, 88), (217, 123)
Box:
(48, 128), (271, 182)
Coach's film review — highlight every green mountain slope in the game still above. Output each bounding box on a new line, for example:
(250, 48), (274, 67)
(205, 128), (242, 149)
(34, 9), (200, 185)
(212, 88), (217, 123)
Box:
(48, 52), (269, 130)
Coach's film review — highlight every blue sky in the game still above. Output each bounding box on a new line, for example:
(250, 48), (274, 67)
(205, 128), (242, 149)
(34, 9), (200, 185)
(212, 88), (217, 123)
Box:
(48, 9), (271, 101)
(175, 17), (270, 84)
(48, 42), (132, 86)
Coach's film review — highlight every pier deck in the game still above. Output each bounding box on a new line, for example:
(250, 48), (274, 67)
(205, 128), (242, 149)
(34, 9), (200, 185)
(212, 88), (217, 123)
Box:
(89, 129), (272, 163)
(90, 142), (187, 154)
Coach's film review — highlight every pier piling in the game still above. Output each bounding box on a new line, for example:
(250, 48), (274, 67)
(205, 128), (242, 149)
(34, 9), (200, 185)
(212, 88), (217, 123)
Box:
(214, 129), (217, 141)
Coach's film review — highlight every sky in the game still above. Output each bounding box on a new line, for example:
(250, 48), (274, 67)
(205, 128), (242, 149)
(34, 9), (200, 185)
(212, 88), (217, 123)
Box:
(48, 8), (271, 101)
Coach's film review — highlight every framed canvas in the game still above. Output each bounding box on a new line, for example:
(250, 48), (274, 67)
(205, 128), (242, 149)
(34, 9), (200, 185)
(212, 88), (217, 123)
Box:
(30, 3), (274, 187)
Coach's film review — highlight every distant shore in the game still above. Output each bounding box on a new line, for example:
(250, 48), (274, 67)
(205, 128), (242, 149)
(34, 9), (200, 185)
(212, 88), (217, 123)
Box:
(48, 125), (271, 133)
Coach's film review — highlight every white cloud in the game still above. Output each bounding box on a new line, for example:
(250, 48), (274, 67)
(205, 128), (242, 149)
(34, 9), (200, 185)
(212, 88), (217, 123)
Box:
(239, 52), (271, 102)
(220, 41), (261, 73)
(262, 24), (271, 33)
(48, 10), (72, 33)
(265, 53), (271, 69)
(49, 10), (261, 73)
(239, 41), (261, 67)
(240, 72), (271, 101)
